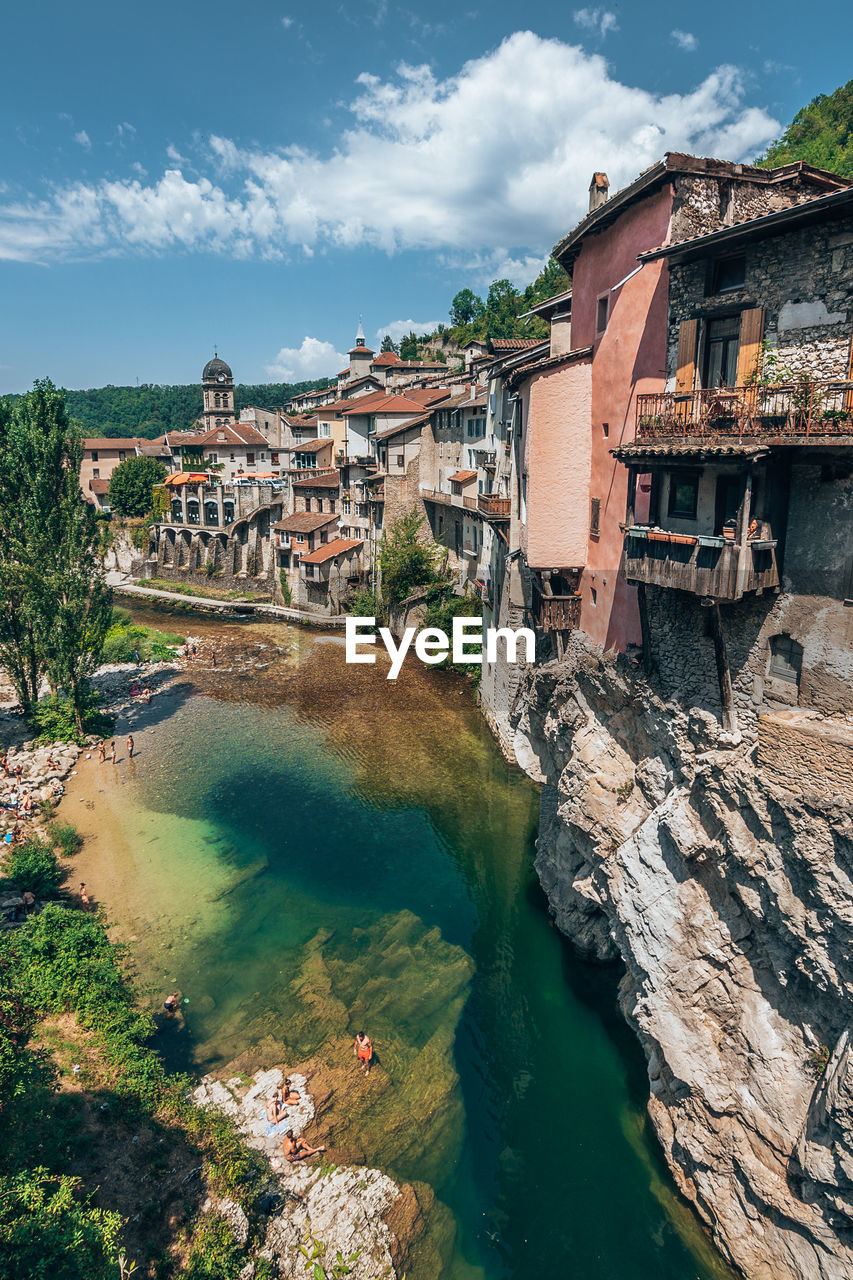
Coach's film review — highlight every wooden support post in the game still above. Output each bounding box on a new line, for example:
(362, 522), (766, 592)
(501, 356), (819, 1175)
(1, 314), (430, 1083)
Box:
(708, 601), (737, 733)
(625, 467), (637, 528)
(734, 464), (754, 600)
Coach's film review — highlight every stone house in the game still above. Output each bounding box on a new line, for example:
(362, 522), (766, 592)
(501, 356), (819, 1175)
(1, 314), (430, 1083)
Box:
(477, 154), (852, 755)
(173, 422), (277, 483)
(611, 186), (853, 746)
(80, 437), (146, 509)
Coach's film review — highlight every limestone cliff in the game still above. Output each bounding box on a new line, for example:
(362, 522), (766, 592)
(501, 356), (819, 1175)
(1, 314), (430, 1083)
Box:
(509, 644), (853, 1280)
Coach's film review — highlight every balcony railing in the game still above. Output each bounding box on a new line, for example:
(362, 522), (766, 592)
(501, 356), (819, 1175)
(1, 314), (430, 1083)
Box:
(477, 493), (511, 518)
(621, 528), (780, 601)
(636, 381), (853, 441)
(533, 592), (581, 633)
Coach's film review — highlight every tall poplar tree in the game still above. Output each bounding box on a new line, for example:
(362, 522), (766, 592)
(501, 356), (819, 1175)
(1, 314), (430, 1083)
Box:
(0, 381), (112, 730)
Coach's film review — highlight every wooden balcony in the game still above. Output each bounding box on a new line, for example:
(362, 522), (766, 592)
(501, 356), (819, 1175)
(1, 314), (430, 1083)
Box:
(533, 592), (581, 633)
(636, 381), (853, 442)
(621, 528), (780, 601)
(477, 493), (511, 519)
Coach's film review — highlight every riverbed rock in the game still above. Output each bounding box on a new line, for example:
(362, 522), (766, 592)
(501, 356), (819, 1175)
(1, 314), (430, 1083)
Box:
(194, 1065), (451, 1280)
(509, 645), (853, 1280)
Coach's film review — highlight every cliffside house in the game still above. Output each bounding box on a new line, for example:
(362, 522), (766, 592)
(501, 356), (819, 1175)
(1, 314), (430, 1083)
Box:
(612, 185), (853, 735)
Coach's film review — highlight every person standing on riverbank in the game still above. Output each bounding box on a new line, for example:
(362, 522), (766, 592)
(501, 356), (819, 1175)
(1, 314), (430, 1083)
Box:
(353, 1031), (374, 1074)
(97, 741), (106, 763)
(109, 742), (116, 764)
(127, 735), (134, 759)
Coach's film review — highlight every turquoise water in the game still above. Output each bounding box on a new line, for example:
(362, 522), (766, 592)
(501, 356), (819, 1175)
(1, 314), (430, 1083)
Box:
(89, 610), (733, 1280)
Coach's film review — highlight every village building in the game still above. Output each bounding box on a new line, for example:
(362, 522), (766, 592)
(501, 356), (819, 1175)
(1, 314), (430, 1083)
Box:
(200, 354), (236, 430)
(610, 184), (853, 751)
(80, 437), (146, 510)
(478, 154), (852, 745)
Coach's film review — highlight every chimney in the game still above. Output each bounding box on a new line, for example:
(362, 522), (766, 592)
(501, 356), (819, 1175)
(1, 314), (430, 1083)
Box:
(589, 172), (610, 213)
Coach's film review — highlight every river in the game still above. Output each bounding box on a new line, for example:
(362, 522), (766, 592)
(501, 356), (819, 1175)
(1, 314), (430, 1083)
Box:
(67, 604), (734, 1280)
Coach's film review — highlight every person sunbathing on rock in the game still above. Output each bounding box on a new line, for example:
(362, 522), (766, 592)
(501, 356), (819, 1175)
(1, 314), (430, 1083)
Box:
(281, 1130), (325, 1163)
(265, 1092), (288, 1125)
(282, 1077), (301, 1103)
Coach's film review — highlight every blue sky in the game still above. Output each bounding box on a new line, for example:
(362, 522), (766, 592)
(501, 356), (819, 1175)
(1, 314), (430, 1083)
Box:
(1, 0), (851, 394)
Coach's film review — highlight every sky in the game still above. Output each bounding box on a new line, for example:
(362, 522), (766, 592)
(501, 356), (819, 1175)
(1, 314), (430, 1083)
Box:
(1, 0), (851, 394)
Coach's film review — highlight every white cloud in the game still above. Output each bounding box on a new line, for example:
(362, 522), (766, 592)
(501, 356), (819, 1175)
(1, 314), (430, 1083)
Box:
(374, 318), (441, 345)
(73, 130), (92, 150)
(0, 32), (781, 266)
(266, 336), (347, 380)
(574, 8), (618, 37)
(671, 29), (698, 52)
(281, 15), (294, 27)
(166, 144), (186, 163)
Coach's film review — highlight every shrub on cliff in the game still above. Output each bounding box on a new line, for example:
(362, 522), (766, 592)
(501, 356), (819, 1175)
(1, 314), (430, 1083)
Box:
(0, 1168), (123, 1280)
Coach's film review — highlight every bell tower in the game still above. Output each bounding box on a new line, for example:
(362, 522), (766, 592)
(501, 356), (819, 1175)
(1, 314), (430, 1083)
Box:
(201, 353), (235, 430)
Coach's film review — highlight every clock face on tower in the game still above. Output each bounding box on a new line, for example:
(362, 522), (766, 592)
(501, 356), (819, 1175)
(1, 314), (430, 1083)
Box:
(217, 374), (225, 383)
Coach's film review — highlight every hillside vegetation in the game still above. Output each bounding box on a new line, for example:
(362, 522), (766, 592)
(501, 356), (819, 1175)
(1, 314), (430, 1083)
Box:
(9, 380), (334, 440)
(757, 79), (853, 177)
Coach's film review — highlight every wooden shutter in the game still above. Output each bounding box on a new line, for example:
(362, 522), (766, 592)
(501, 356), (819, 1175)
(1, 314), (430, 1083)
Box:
(736, 307), (765, 386)
(589, 496), (601, 537)
(675, 319), (698, 392)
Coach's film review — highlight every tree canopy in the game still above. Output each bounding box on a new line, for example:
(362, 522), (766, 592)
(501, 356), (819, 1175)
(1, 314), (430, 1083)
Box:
(107, 455), (167, 517)
(756, 79), (853, 177)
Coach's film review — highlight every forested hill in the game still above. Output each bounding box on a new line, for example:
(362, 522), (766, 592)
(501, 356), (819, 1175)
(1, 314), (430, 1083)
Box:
(757, 79), (853, 177)
(47, 380), (333, 439)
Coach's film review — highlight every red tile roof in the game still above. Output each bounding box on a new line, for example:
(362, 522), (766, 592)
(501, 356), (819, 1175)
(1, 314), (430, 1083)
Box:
(300, 537), (363, 565)
(292, 470), (341, 489)
(291, 438), (334, 453)
(372, 351), (403, 366)
(490, 338), (543, 351)
(342, 388), (451, 416)
(89, 478), (111, 494)
(449, 470), (478, 483)
(83, 438), (141, 451)
(275, 512), (339, 533)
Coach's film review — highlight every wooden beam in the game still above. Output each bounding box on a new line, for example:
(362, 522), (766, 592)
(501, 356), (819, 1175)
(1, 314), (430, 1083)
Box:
(707, 602), (737, 732)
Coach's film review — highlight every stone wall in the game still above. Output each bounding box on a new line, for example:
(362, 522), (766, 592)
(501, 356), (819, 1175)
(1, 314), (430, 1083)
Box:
(666, 212), (853, 386)
(758, 710), (853, 806)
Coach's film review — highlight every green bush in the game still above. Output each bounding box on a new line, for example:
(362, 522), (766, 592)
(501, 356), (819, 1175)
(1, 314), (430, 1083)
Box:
(0, 1168), (124, 1280)
(101, 620), (184, 664)
(181, 1215), (244, 1280)
(48, 822), (84, 858)
(348, 587), (382, 624)
(30, 694), (112, 746)
(2, 840), (64, 898)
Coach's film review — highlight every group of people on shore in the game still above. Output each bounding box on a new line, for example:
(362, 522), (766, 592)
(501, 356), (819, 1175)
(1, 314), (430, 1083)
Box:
(96, 736), (134, 764)
(268, 1032), (375, 1165)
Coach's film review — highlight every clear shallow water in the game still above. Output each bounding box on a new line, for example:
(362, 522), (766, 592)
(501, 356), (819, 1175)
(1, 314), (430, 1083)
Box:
(85, 607), (734, 1280)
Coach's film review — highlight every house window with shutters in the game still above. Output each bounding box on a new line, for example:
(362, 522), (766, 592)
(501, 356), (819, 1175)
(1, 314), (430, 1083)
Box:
(589, 496), (601, 537)
(703, 316), (741, 389)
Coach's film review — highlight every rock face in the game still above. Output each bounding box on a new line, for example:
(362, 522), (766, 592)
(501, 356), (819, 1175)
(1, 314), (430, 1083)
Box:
(194, 1066), (446, 1280)
(509, 645), (853, 1280)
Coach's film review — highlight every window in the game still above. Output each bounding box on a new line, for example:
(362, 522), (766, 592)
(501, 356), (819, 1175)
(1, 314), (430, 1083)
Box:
(320, 423), (331, 437)
(246, 453), (255, 465)
(596, 295), (609, 334)
(230, 453), (235, 462)
(304, 498), (311, 512)
(93, 468), (100, 478)
(317, 499), (324, 512)
(118, 452), (125, 461)
(704, 315), (740, 389)
(589, 496), (601, 537)
(602, 422), (609, 438)
(343, 499), (351, 515)
(329, 499), (336, 513)
(91, 451), (99, 461)
(710, 255), (746, 294)
(768, 635), (803, 685)
(397, 454), (405, 468)
(668, 471), (700, 520)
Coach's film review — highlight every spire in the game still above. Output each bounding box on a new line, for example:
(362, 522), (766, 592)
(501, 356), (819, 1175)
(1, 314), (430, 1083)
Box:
(356, 315), (365, 347)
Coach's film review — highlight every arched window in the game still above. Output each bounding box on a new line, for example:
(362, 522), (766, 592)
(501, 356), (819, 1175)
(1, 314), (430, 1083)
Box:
(204, 501), (219, 526)
(171, 499), (183, 522)
(768, 634), (803, 686)
(214, 393), (221, 407)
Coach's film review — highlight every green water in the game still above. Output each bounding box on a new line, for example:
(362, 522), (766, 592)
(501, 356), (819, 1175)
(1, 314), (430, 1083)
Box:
(93, 609), (733, 1280)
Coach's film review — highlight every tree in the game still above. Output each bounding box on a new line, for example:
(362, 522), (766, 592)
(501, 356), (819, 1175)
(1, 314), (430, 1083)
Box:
(379, 512), (445, 605)
(380, 334), (398, 354)
(757, 80), (853, 177)
(0, 1170), (124, 1280)
(449, 288), (485, 327)
(108, 455), (167, 517)
(0, 380), (113, 731)
(485, 279), (522, 338)
(399, 331), (420, 361)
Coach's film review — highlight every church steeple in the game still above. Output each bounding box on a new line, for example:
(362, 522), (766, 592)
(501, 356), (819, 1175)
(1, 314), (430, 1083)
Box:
(201, 353), (235, 430)
(347, 317), (374, 380)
